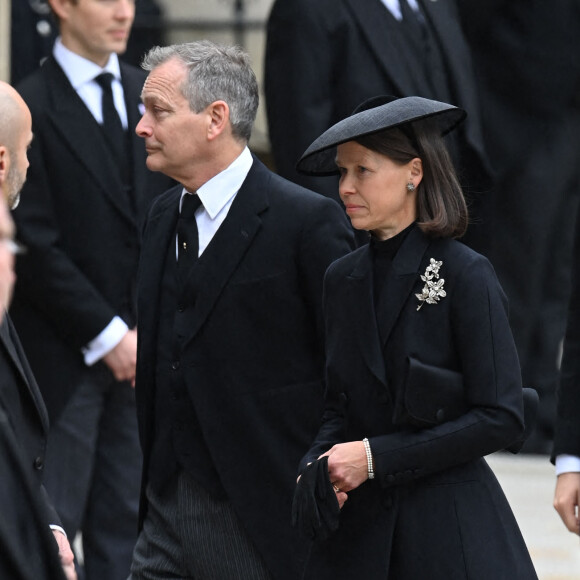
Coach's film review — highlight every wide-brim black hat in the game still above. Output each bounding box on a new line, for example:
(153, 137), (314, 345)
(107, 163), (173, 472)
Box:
(296, 95), (466, 176)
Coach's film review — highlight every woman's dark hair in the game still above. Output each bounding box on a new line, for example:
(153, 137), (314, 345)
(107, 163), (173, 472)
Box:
(355, 120), (468, 238)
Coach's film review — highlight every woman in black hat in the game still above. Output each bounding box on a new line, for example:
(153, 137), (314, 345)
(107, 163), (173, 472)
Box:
(292, 97), (537, 579)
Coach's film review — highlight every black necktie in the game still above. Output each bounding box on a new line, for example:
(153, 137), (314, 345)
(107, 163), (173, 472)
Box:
(177, 194), (203, 281)
(399, 0), (425, 39)
(95, 73), (129, 176)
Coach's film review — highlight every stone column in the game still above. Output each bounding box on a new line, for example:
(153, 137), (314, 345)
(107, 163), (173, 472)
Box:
(0, 0), (10, 81)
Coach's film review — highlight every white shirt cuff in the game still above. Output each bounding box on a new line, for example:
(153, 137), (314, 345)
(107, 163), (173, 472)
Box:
(81, 316), (129, 366)
(555, 454), (580, 476)
(49, 524), (67, 537)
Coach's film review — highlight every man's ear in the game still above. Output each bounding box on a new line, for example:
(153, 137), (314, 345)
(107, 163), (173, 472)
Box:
(206, 100), (230, 141)
(47, 0), (74, 22)
(0, 147), (9, 189)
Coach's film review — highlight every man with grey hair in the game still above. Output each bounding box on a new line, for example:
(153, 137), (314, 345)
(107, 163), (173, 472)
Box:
(131, 40), (354, 579)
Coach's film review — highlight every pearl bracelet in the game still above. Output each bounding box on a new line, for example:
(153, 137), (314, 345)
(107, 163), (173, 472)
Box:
(362, 437), (375, 480)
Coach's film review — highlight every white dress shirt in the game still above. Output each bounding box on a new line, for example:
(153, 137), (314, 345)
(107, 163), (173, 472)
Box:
(555, 454), (580, 475)
(53, 38), (128, 128)
(380, 0), (420, 21)
(178, 146), (254, 257)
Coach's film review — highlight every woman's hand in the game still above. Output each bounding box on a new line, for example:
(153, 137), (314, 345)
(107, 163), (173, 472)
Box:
(319, 441), (369, 499)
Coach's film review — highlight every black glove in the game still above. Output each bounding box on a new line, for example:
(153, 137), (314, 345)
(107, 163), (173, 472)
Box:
(291, 455), (340, 541)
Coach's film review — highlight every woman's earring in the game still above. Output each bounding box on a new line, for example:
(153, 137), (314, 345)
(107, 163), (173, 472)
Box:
(406, 182), (416, 192)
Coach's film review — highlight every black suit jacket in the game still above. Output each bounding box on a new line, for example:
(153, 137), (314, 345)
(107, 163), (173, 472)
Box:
(136, 157), (355, 580)
(11, 56), (172, 420)
(265, 0), (490, 205)
(457, 0), (580, 439)
(300, 227), (536, 578)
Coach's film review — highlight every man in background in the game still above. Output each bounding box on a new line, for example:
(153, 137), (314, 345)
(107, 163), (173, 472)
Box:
(10, 1), (172, 578)
(458, 0), (580, 454)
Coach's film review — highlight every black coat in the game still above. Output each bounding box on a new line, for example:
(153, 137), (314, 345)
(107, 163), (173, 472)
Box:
(135, 157), (355, 580)
(0, 315), (59, 527)
(11, 56), (172, 420)
(301, 226), (537, 579)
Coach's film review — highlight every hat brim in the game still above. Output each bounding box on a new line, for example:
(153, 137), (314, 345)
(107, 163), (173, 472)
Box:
(296, 96), (466, 176)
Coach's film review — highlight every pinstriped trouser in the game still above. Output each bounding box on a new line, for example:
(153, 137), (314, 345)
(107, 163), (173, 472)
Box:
(129, 470), (273, 580)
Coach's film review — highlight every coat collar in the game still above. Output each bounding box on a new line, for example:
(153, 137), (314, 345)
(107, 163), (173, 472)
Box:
(346, 225), (430, 383)
(376, 224), (431, 346)
(177, 157), (270, 348)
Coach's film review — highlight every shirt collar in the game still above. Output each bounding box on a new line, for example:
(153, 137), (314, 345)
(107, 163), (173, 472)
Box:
(191, 147), (253, 219)
(53, 37), (122, 90)
(380, 0), (420, 20)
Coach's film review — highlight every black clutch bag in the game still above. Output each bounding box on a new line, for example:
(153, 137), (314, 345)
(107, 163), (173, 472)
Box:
(404, 356), (467, 426)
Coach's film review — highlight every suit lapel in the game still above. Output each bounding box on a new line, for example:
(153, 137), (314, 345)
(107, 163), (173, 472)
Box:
(121, 62), (150, 223)
(344, 247), (388, 386)
(178, 158), (269, 349)
(419, 0), (488, 160)
(0, 317), (49, 432)
(343, 0), (425, 95)
(377, 226), (430, 348)
(43, 57), (134, 223)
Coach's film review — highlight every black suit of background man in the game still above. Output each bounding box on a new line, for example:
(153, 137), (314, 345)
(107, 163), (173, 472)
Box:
(13, 54), (171, 433)
(457, 0), (580, 453)
(265, 0), (492, 252)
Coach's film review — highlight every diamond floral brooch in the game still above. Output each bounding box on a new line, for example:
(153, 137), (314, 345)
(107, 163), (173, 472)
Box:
(416, 258), (446, 310)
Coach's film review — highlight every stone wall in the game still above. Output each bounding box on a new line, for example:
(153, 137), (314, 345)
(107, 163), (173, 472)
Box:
(157, 0), (275, 153)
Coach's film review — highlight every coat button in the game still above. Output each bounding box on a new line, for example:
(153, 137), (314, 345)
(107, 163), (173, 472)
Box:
(436, 408), (445, 422)
(33, 457), (44, 470)
(172, 361), (180, 370)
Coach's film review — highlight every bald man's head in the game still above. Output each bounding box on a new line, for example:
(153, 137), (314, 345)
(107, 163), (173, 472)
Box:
(0, 82), (33, 209)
